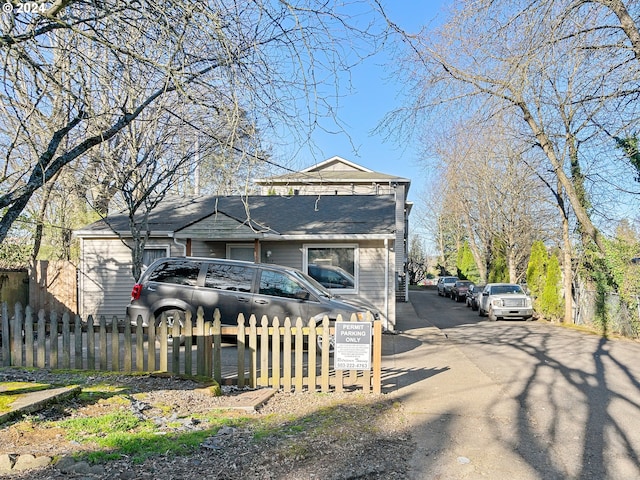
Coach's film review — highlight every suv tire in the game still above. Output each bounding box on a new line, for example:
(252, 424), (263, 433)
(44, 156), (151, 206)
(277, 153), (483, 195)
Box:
(157, 309), (187, 344)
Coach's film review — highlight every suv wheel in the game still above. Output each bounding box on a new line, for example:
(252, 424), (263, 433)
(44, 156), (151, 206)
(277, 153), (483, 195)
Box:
(316, 333), (335, 354)
(157, 309), (187, 344)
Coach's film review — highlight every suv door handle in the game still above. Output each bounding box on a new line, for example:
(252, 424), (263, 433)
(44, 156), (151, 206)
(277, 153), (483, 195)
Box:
(254, 299), (269, 305)
(237, 297), (250, 303)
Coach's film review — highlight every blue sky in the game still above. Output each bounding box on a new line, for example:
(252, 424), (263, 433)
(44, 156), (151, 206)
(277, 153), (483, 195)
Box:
(287, 1), (449, 203)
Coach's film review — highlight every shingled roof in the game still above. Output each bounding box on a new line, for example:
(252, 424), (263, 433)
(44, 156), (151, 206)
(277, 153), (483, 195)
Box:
(75, 194), (397, 240)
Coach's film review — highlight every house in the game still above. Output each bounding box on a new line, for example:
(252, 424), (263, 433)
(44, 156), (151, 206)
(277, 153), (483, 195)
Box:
(255, 156), (412, 301)
(74, 158), (411, 329)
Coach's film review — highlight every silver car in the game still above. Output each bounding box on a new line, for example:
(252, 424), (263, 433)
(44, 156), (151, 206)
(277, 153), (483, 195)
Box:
(436, 276), (459, 297)
(477, 283), (533, 321)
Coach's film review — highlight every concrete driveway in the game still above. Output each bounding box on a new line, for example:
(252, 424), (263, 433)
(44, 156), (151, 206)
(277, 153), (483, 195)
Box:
(384, 289), (640, 480)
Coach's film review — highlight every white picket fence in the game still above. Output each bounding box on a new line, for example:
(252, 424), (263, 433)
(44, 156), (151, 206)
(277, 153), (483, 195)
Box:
(0, 303), (382, 393)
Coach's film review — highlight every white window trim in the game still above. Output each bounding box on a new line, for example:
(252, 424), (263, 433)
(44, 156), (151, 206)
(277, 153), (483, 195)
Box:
(302, 243), (358, 294)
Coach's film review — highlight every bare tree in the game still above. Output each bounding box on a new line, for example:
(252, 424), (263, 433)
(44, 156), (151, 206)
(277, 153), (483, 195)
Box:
(0, 1), (390, 243)
(384, 1), (640, 254)
(430, 113), (556, 284)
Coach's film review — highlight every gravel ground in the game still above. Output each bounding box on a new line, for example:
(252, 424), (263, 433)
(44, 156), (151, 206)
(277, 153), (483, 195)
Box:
(0, 369), (413, 479)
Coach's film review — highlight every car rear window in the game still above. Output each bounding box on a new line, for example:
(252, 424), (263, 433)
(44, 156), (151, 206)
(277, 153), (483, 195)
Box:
(204, 263), (253, 292)
(147, 260), (201, 286)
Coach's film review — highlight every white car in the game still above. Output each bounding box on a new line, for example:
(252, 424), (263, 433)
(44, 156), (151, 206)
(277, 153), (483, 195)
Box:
(478, 283), (533, 321)
(436, 276), (459, 297)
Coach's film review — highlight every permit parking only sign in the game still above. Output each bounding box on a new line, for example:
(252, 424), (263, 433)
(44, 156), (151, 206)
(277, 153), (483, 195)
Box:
(334, 322), (372, 370)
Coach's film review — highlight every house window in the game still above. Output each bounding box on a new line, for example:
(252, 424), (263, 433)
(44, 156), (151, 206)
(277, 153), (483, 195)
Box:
(303, 244), (358, 293)
(143, 247), (169, 268)
(227, 244), (255, 262)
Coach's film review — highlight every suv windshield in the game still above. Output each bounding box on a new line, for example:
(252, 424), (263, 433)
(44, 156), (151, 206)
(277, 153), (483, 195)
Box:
(289, 269), (334, 298)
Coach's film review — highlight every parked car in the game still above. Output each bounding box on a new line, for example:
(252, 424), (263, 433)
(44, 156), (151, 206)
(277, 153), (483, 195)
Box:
(126, 257), (379, 349)
(436, 276), (459, 297)
(307, 264), (355, 290)
(450, 280), (473, 302)
(477, 283), (533, 321)
(465, 284), (485, 311)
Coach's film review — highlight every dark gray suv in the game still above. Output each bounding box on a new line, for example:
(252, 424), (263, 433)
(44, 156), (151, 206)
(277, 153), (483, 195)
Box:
(126, 257), (379, 346)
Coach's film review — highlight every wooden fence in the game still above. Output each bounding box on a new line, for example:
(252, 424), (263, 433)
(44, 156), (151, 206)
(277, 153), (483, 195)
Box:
(29, 260), (77, 317)
(0, 303), (382, 394)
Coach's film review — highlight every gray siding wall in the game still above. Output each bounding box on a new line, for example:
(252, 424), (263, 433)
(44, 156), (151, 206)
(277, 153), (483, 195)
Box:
(79, 237), (396, 327)
(79, 237), (178, 319)
(262, 184), (397, 196)
(257, 240), (395, 328)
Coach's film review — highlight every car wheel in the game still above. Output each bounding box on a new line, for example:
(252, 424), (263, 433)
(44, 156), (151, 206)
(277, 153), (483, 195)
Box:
(316, 333), (335, 354)
(488, 308), (497, 322)
(156, 309), (187, 344)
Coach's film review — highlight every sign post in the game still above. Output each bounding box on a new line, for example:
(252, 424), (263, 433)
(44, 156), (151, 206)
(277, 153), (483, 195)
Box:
(334, 322), (371, 370)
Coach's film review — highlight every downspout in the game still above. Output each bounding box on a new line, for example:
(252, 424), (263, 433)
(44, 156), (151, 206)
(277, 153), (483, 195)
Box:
(385, 238), (389, 330)
(170, 234), (187, 256)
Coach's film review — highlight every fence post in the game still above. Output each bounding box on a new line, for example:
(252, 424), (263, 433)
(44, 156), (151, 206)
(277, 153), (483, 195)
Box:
(249, 315), (257, 388)
(49, 311), (58, 369)
(135, 316), (144, 372)
(171, 316), (180, 375)
(294, 317), (304, 392)
(184, 311), (193, 375)
(272, 317), (281, 390)
(11, 302), (23, 367)
(259, 316), (269, 387)
(111, 316), (120, 372)
(37, 310), (46, 368)
(1, 302), (8, 367)
(210, 309), (219, 382)
(87, 315), (95, 370)
(25, 305), (34, 367)
(372, 320), (382, 394)
(74, 315), (82, 369)
(123, 317), (132, 373)
(62, 312), (71, 369)
(147, 318), (156, 372)
(237, 314), (246, 388)
(283, 317), (292, 392)
(159, 314), (168, 372)
(320, 316), (331, 392)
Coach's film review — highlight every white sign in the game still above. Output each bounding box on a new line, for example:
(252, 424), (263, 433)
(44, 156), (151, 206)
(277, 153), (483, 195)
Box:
(334, 322), (371, 370)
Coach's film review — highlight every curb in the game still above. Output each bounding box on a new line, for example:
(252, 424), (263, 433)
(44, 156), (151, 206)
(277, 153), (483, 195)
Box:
(0, 385), (81, 425)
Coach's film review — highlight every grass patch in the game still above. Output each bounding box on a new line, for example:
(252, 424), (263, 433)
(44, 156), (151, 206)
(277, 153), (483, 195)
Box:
(53, 410), (252, 464)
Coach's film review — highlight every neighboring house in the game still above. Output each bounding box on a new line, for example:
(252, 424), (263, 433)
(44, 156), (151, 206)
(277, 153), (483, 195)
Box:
(75, 193), (399, 329)
(255, 156), (412, 301)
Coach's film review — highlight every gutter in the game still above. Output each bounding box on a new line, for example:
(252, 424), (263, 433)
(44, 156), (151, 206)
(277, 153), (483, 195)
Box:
(170, 233), (187, 256)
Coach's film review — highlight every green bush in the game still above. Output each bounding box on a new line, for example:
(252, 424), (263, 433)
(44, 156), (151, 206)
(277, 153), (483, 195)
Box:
(539, 254), (564, 320)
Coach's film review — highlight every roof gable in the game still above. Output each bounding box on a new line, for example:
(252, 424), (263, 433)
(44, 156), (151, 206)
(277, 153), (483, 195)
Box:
(301, 156), (373, 174)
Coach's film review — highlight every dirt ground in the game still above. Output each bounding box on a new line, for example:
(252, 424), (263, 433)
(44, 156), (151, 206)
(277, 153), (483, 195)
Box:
(0, 369), (413, 479)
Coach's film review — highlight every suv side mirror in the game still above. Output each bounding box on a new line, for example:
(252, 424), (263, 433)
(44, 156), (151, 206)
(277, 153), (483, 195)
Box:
(294, 290), (310, 301)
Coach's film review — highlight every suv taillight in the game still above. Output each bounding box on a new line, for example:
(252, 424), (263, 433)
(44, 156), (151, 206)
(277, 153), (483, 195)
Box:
(131, 284), (142, 301)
